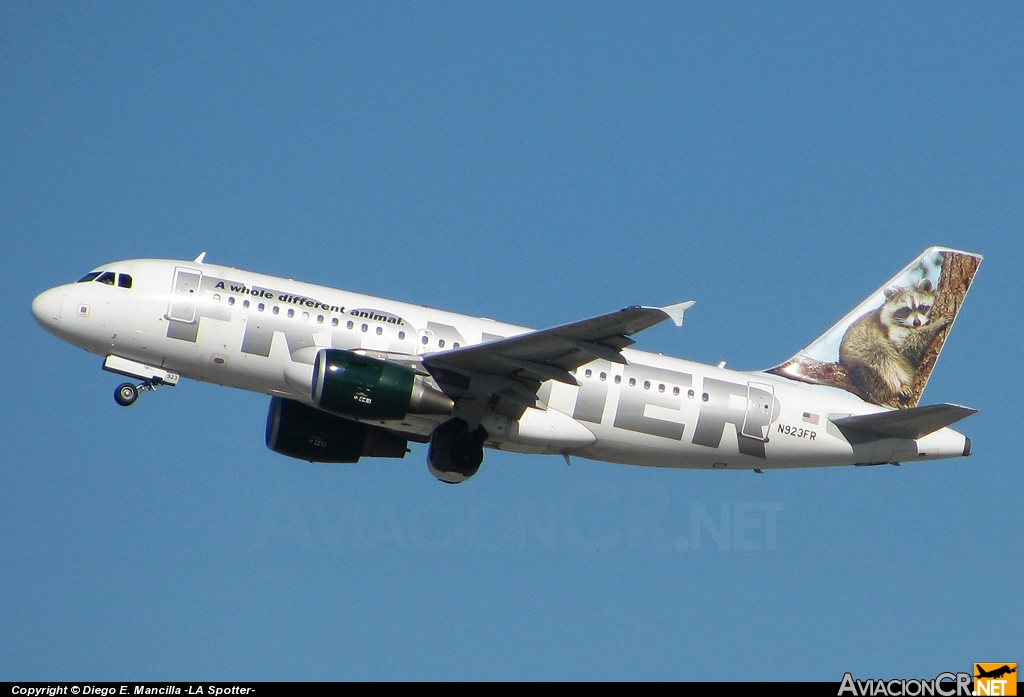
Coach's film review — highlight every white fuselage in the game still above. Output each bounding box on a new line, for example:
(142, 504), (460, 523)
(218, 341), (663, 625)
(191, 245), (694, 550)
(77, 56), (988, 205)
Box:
(32, 258), (970, 470)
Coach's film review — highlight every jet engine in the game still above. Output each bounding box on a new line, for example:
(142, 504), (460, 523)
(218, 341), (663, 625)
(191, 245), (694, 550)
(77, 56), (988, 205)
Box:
(266, 396), (408, 463)
(311, 349), (453, 419)
(427, 418), (488, 484)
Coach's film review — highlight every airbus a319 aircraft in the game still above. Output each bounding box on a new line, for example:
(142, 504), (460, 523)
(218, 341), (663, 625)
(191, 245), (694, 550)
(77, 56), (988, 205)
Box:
(32, 247), (981, 483)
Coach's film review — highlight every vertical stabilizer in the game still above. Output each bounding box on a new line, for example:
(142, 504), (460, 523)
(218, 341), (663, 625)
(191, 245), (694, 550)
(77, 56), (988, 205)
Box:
(767, 247), (981, 408)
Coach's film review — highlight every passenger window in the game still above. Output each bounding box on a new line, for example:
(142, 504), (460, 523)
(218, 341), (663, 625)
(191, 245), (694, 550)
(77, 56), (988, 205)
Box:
(673, 387), (680, 396)
(302, 312), (309, 321)
(117, 274), (133, 289)
(317, 315), (324, 324)
(585, 369), (592, 378)
(347, 320), (354, 330)
(658, 384), (665, 393)
(629, 378), (636, 387)
(375, 326), (382, 335)
(361, 324), (368, 332)
(258, 303), (265, 312)
(243, 300), (250, 309)
(398, 331), (406, 340)
(644, 381), (651, 390)
(614, 375), (621, 384)
(288, 309), (294, 318)
(213, 294), (221, 303)
(332, 318), (338, 327)
(453, 342), (459, 348)
(421, 335), (428, 345)
(599, 372), (607, 381)
(438, 339), (445, 348)
(97, 272), (115, 285)
(228, 297), (235, 306)
(272, 306), (279, 315)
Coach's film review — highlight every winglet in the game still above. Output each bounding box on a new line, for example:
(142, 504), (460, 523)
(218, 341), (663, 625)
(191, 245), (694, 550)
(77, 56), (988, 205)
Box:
(657, 301), (696, 327)
(193, 252), (207, 264)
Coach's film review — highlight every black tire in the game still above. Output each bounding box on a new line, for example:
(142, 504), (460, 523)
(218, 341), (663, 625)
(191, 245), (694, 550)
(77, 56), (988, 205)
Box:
(427, 418), (486, 483)
(115, 383), (139, 407)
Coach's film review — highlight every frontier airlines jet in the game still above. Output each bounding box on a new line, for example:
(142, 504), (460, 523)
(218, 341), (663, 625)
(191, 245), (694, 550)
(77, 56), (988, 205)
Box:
(32, 247), (980, 483)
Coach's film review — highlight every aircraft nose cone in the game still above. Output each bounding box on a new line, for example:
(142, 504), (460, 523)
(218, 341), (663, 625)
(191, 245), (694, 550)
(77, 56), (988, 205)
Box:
(32, 287), (64, 330)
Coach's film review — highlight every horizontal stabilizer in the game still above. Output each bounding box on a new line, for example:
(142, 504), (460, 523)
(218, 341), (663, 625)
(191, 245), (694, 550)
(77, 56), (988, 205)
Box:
(830, 403), (977, 440)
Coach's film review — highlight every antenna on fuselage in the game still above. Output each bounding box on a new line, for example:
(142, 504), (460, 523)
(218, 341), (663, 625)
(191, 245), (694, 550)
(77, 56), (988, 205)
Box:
(193, 252), (207, 263)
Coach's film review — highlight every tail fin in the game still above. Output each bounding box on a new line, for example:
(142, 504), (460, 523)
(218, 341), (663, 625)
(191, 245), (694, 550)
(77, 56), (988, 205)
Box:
(767, 247), (982, 408)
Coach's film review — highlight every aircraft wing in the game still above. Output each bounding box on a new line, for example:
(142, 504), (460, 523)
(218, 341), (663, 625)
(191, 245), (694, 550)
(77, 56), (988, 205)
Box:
(423, 302), (694, 404)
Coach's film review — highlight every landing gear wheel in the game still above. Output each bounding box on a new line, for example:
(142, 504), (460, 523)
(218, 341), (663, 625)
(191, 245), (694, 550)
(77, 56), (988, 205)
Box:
(115, 382), (139, 407)
(427, 418), (487, 483)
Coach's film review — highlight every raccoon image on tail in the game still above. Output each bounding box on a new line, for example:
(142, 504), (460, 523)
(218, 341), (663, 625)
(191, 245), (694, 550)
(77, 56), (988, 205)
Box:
(768, 247), (982, 408)
(839, 279), (951, 405)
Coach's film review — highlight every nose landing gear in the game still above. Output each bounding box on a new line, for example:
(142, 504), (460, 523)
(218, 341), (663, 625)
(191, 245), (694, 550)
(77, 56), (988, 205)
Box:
(114, 380), (160, 407)
(104, 355), (180, 407)
(114, 383), (138, 406)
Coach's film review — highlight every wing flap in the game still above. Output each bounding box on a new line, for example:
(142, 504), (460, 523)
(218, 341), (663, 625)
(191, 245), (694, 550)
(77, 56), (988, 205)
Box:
(491, 355), (580, 385)
(830, 403), (977, 440)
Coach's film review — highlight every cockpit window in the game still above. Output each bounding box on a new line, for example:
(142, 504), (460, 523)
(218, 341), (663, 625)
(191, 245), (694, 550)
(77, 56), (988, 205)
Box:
(96, 272), (116, 285)
(118, 274), (133, 289)
(77, 272), (101, 283)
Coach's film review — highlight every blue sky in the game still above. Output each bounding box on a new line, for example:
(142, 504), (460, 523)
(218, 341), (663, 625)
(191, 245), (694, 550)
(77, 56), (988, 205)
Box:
(2, 2), (1021, 681)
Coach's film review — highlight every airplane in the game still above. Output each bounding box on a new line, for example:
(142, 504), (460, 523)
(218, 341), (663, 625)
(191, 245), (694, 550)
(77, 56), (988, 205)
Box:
(975, 665), (1016, 680)
(31, 246), (981, 483)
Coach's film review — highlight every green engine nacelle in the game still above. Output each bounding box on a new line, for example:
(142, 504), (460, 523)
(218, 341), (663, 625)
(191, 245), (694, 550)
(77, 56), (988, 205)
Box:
(311, 348), (453, 420)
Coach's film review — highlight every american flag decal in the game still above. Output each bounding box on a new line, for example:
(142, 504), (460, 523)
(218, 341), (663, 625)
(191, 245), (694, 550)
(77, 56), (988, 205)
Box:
(802, 412), (820, 425)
